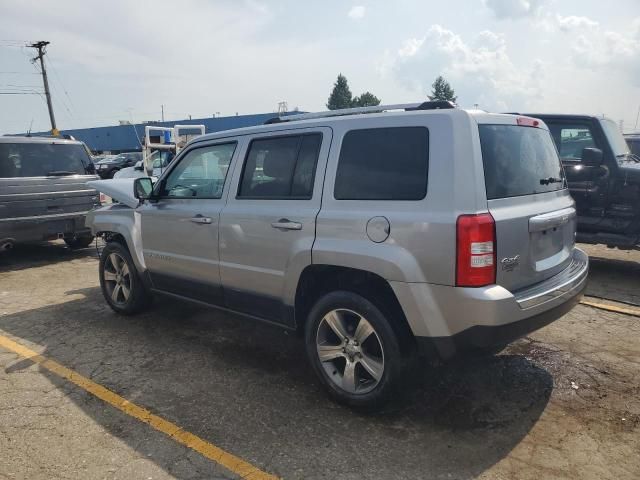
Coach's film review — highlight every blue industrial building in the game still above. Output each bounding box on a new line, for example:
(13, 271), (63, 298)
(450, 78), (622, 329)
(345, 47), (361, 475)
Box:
(31, 112), (297, 153)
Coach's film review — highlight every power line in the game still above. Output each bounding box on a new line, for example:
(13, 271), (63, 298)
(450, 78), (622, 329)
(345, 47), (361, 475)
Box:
(46, 54), (75, 111)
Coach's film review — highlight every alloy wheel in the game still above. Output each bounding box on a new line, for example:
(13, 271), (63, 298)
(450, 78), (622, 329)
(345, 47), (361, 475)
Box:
(102, 253), (131, 306)
(316, 308), (385, 395)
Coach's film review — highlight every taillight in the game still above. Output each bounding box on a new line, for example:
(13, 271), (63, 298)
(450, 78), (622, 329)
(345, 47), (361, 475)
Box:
(456, 213), (496, 287)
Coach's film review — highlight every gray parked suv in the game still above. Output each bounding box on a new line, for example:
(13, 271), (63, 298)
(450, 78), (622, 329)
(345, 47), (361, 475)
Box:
(87, 102), (588, 407)
(0, 136), (99, 251)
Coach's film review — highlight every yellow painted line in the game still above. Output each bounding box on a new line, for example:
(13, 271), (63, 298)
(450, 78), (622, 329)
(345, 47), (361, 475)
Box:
(580, 300), (640, 318)
(0, 334), (278, 480)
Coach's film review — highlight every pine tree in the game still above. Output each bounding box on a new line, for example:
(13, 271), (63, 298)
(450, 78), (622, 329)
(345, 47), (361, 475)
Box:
(428, 76), (457, 103)
(327, 74), (353, 110)
(352, 91), (381, 108)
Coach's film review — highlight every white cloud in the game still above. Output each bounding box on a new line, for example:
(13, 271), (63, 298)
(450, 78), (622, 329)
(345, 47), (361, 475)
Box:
(559, 17), (640, 85)
(556, 15), (599, 32)
(390, 25), (544, 110)
(398, 38), (425, 57)
(483, 0), (545, 19)
(347, 5), (366, 20)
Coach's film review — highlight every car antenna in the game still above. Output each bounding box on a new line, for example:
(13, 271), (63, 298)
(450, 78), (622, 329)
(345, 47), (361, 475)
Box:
(26, 118), (34, 137)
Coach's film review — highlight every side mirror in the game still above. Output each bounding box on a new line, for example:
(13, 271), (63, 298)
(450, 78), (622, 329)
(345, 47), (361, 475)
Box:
(582, 147), (603, 167)
(134, 177), (154, 201)
(86, 162), (96, 174)
(134, 160), (144, 171)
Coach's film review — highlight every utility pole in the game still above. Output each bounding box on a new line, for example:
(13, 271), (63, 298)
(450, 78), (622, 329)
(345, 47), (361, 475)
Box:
(29, 41), (58, 136)
(161, 104), (164, 122)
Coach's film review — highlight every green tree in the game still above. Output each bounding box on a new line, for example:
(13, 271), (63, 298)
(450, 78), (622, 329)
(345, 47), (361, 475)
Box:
(428, 75), (457, 102)
(327, 74), (353, 110)
(352, 91), (381, 108)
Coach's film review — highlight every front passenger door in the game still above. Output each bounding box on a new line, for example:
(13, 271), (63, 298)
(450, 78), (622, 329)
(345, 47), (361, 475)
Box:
(139, 141), (238, 304)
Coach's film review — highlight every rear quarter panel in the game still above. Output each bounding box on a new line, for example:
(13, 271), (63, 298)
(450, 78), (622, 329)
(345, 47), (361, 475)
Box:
(314, 110), (486, 285)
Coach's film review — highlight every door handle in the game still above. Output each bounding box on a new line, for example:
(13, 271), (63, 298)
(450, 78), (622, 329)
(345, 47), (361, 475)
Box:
(271, 218), (302, 230)
(189, 215), (212, 224)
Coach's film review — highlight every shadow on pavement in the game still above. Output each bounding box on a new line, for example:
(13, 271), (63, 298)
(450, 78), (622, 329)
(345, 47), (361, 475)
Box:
(586, 254), (640, 305)
(0, 241), (100, 273)
(0, 284), (553, 479)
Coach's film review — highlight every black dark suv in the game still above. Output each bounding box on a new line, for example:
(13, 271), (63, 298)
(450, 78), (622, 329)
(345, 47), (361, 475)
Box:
(525, 114), (640, 249)
(95, 152), (142, 178)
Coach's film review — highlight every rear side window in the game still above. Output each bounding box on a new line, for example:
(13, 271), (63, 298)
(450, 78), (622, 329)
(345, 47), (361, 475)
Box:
(479, 125), (566, 200)
(0, 143), (90, 178)
(334, 127), (429, 200)
(238, 133), (322, 199)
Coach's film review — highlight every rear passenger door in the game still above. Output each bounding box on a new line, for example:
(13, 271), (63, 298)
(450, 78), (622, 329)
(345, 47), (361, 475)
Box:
(219, 128), (331, 327)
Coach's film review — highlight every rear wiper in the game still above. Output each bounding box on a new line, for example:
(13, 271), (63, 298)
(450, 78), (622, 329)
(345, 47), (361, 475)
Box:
(539, 177), (564, 185)
(47, 170), (77, 176)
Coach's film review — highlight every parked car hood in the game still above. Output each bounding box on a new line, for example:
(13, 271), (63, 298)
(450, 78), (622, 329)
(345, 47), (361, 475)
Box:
(87, 179), (139, 208)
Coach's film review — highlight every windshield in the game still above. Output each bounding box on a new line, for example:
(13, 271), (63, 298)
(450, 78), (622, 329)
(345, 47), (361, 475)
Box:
(600, 118), (630, 157)
(0, 142), (90, 178)
(479, 125), (566, 200)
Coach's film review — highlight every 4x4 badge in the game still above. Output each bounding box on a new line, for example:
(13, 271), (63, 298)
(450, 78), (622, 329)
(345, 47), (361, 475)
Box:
(501, 255), (520, 271)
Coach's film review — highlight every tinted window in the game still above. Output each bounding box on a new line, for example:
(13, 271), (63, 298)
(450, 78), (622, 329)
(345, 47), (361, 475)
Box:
(334, 127), (428, 200)
(238, 133), (322, 199)
(479, 125), (566, 200)
(162, 143), (236, 198)
(547, 123), (596, 160)
(0, 142), (90, 178)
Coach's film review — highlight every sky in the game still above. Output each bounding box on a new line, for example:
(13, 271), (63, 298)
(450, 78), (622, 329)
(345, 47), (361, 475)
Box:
(0, 0), (639, 135)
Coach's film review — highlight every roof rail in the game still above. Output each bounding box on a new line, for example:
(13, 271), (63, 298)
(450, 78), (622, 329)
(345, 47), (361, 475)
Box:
(264, 100), (456, 124)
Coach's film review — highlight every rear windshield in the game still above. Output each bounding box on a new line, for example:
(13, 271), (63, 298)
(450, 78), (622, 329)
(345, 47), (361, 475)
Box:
(0, 142), (90, 178)
(479, 125), (566, 200)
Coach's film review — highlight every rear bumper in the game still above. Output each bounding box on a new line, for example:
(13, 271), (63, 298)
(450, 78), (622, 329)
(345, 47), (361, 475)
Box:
(0, 211), (93, 244)
(415, 285), (584, 359)
(391, 247), (589, 360)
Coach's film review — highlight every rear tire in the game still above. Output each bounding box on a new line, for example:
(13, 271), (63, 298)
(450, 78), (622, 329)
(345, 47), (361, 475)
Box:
(304, 290), (405, 409)
(99, 241), (150, 315)
(64, 235), (94, 249)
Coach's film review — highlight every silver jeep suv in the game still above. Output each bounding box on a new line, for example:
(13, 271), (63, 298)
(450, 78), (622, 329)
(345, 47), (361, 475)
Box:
(87, 102), (588, 407)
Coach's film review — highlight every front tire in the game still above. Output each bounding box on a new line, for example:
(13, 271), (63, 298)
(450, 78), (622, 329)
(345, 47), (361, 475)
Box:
(305, 291), (405, 408)
(99, 242), (150, 315)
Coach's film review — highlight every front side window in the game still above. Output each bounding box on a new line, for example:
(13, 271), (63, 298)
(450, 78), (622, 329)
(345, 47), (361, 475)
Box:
(161, 142), (236, 198)
(334, 127), (429, 200)
(547, 123), (596, 161)
(0, 143), (90, 178)
(238, 133), (322, 199)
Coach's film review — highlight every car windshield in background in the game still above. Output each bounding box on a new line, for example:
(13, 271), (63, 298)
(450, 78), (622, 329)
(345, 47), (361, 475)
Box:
(600, 118), (631, 159)
(479, 125), (566, 200)
(0, 143), (89, 178)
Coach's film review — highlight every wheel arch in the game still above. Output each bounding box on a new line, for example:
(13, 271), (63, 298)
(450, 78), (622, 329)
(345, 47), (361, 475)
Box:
(87, 207), (146, 271)
(294, 264), (416, 351)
